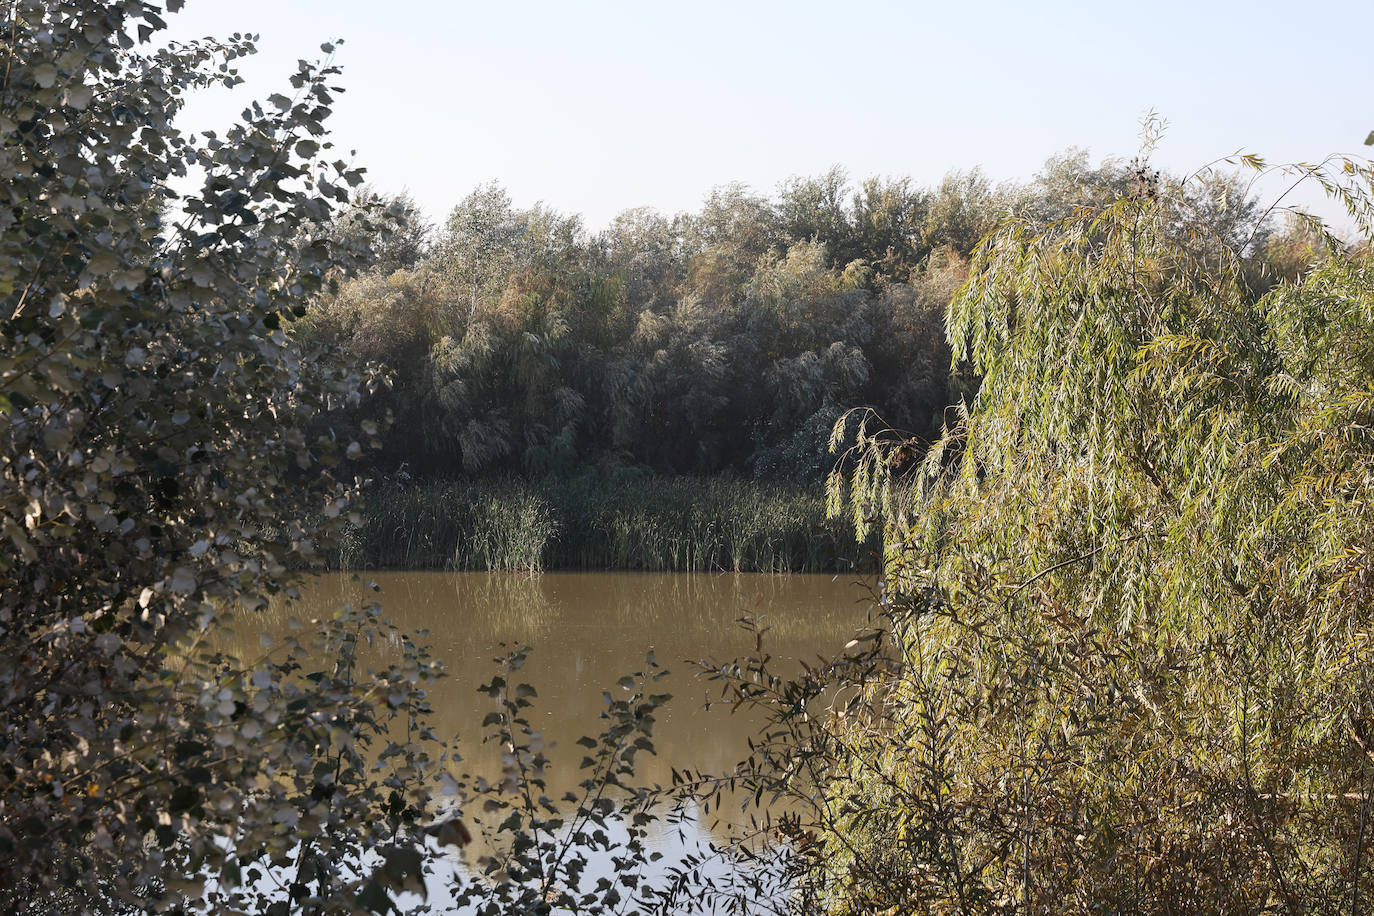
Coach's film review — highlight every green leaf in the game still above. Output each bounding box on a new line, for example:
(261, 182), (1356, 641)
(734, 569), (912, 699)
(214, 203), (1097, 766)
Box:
(168, 785), (200, 814)
(356, 880), (391, 913)
(31, 64), (57, 88)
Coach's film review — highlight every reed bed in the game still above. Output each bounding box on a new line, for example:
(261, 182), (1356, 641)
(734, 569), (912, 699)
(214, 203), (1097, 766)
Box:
(336, 472), (871, 573)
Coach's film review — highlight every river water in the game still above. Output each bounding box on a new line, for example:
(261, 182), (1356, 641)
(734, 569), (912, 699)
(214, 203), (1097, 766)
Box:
(260, 571), (879, 911)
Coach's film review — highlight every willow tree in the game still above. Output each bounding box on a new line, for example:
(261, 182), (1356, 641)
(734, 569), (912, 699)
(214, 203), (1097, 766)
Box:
(819, 154), (1374, 913)
(0, 3), (450, 912)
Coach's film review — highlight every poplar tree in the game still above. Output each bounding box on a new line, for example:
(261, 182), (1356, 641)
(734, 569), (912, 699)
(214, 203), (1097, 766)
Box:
(0, 3), (448, 910)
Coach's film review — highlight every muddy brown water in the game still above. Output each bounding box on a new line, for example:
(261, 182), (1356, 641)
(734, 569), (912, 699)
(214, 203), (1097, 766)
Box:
(261, 571), (877, 819)
(242, 571), (879, 910)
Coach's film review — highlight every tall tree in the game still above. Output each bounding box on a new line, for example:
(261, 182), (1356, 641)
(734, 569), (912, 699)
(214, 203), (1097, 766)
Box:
(1, 4), (447, 910)
(778, 166), (856, 263)
(820, 153), (1374, 912)
(437, 181), (528, 323)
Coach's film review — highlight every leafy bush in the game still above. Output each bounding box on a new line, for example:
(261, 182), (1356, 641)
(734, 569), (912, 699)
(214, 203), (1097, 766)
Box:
(791, 152), (1374, 912)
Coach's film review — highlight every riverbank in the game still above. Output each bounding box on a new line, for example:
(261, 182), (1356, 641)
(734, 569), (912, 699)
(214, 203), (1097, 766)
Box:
(334, 472), (874, 573)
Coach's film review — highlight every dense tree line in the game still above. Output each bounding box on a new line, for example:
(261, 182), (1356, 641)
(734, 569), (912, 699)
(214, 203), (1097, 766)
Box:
(313, 156), (1311, 485)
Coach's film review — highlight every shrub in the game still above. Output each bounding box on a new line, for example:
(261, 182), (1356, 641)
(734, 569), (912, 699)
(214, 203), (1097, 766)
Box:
(793, 152), (1374, 912)
(677, 151), (1374, 916)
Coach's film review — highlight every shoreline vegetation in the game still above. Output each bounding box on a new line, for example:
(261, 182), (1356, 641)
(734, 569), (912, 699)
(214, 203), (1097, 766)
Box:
(15, 5), (1374, 912)
(335, 471), (876, 573)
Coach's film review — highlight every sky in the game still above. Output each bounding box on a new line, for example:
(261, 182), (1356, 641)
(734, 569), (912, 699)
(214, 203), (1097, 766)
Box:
(162, 0), (1373, 233)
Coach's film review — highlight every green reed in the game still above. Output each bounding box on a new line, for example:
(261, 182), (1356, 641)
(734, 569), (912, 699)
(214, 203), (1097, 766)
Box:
(336, 471), (873, 573)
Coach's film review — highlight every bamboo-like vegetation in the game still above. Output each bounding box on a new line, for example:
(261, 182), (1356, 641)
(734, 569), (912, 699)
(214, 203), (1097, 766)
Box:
(336, 471), (872, 572)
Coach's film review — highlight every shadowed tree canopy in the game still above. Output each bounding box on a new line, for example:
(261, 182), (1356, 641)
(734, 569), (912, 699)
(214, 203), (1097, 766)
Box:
(310, 152), (1295, 485)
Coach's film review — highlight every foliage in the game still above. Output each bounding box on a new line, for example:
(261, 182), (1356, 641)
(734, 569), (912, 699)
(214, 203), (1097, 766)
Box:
(308, 169), (985, 483)
(441, 647), (686, 915)
(1260, 211), (1337, 287)
(327, 189), (432, 277)
(312, 148), (1295, 489)
(14, 6), (1368, 914)
(340, 470), (871, 573)
(0, 3), (456, 911)
(800, 152), (1374, 912)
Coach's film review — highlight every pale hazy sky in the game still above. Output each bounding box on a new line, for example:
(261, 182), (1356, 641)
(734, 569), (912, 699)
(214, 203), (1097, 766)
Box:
(164, 0), (1372, 232)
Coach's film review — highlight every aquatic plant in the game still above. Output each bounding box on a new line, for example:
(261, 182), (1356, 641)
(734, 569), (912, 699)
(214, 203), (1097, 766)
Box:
(342, 471), (872, 573)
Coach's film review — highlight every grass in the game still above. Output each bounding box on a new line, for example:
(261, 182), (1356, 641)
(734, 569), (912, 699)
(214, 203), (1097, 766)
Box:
(334, 469), (872, 573)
